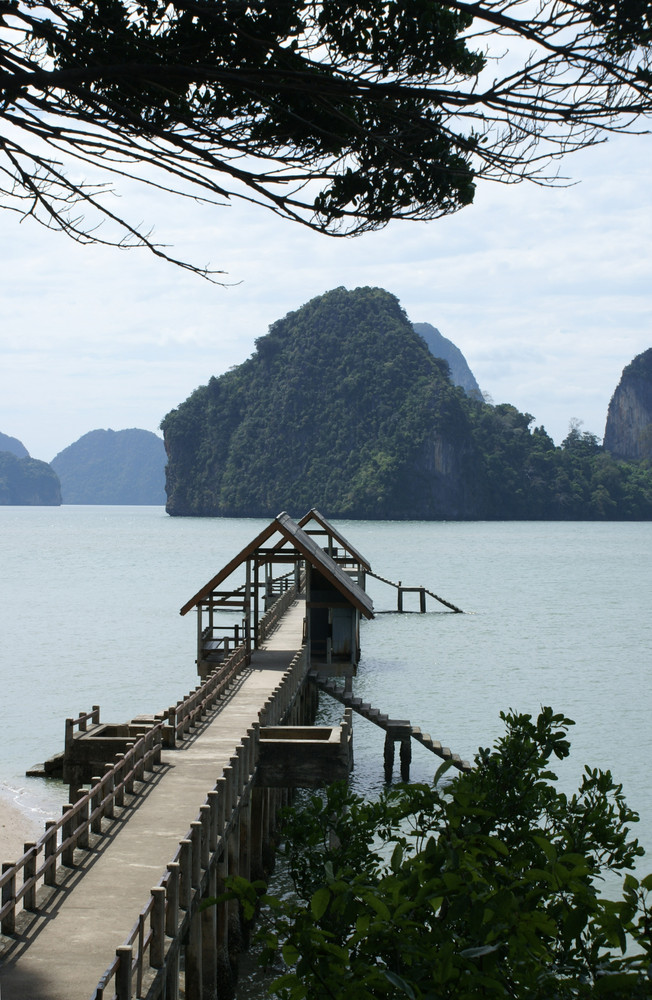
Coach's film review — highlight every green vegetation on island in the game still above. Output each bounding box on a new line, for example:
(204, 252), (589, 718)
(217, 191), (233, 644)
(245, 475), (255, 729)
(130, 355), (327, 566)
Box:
(162, 287), (652, 521)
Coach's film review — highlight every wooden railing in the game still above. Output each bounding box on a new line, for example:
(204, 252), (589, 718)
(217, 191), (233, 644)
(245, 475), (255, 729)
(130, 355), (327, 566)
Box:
(314, 673), (472, 772)
(0, 727), (162, 938)
(366, 570), (464, 614)
(258, 581), (298, 644)
(64, 705), (101, 748)
(0, 631), (258, 944)
(167, 641), (249, 744)
(92, 644), (309, 1000)
(1, 632), (309, 1000)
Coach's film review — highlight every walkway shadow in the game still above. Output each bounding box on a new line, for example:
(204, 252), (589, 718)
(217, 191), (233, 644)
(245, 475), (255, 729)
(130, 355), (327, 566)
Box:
(0, 760), (172, 967)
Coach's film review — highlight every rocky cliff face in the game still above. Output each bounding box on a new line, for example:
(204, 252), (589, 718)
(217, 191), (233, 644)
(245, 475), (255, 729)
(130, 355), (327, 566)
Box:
(603, 349), (652, 460)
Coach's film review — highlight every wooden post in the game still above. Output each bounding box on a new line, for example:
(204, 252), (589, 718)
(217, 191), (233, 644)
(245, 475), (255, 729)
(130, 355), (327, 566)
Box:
(207, 790), (219, 853)
(116, 945), (133, 1000)
(113, 756), (125, 808)
(1, 862), (16, 934)
(24, 843), (37, 911)
(245, 558), (252, 656)
(190, 821), (203, 887)
(165, 862), (180, 937)
(197, 603), (204, 675)
(104, 765), (115, 820)
(179, 839), (193, 910)
(224, 765), (233, 826)
(253, 556), (260, 649)
(136, 739), (145, 783)
(150, 886), (166, 969)
(124, 743), (135, 795)
(167, 706), (177, 749)
(91, 776), (103, 834)
(44, 820), (57, 887)
(397, 585), (403, 612)
(143, 731), (154, 773)
(61, 804), (75, 867)
(77, 792), (89, 850)
(200, 805), (211, 870)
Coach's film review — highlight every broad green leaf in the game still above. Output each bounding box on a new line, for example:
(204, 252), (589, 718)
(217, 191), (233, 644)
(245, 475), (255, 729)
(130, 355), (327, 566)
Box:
(383, 970), (417, 998)
(311, 886), (331, 920)
(532, 834), (557, 862)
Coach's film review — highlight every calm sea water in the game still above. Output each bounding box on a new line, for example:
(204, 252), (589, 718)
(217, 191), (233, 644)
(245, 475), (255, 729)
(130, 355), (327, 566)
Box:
(1, 508), (651, 862)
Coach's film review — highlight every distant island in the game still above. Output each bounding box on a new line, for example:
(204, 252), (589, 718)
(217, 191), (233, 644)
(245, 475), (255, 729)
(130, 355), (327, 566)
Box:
(161, 286), (652, 520)
(412, 322), (482, 398)
(51, 429), (166, 504)
(0, 427), (166, 505)
(0, 431), (30, 459)
(0, 448), (61, 505)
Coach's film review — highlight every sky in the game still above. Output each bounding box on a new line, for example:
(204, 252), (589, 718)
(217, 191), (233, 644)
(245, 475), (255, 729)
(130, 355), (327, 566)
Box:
(1, 128), (651, 463)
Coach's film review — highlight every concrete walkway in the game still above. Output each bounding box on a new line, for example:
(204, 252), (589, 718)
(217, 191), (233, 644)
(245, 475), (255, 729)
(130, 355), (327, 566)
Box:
(0, 601), (306, 1000)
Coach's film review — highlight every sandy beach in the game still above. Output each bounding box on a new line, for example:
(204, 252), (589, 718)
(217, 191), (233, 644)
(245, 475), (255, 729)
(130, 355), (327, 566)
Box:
(0, 787), (46, 866)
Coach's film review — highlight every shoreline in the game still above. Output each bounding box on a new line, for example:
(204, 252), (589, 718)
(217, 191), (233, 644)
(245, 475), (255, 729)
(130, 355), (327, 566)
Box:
(0, 784), (49, 864)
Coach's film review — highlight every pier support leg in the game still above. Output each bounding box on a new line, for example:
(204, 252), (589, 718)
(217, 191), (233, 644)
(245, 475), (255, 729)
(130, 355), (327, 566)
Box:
(383, 733), (395, 783)
(215, 846), (234, 1000)
(261, 789), (275, 876)
(400, 738), (412, 782)
(202, 866), (218, 1000)
(250, 787), (265, 882)
(166, 943), (180, 1000)
(186, 909), (203, 1000)
(227, 821), (242, 976)
(239, 794), (253, 949)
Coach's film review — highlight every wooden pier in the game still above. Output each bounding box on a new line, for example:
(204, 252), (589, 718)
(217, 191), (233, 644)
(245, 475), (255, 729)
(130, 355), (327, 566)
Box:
(0, 510), (468, 1000)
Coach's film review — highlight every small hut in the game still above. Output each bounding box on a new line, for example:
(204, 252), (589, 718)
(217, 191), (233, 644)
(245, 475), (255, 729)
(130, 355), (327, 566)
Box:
(180, 510), (374, 679)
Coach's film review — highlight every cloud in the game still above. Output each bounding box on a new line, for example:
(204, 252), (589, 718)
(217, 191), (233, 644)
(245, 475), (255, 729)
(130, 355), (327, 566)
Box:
(1, 130), (651, 459)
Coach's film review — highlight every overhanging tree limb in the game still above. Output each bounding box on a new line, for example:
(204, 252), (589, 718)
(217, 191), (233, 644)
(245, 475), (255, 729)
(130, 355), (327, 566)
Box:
(1, 0), (652, 278)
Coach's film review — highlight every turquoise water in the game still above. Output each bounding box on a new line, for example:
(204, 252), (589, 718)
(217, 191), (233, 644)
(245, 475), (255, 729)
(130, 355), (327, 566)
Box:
(1, 509), (651, 858)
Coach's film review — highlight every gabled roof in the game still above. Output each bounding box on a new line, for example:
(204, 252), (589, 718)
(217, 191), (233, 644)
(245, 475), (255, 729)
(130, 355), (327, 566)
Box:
(180, 512), (374, 619)
(298, 508), (372, 572)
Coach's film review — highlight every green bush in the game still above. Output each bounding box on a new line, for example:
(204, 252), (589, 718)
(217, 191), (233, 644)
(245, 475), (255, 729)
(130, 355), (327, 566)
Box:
(226, 709), (652, 998)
